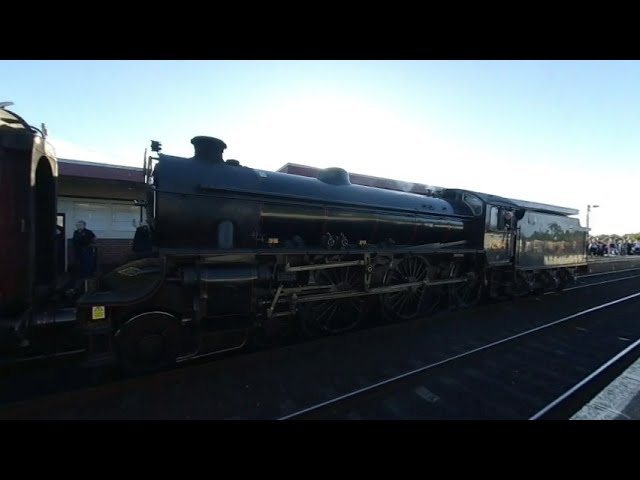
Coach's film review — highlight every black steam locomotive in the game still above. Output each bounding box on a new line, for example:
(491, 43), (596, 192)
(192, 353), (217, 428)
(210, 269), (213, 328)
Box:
(0, 104), (588, 374)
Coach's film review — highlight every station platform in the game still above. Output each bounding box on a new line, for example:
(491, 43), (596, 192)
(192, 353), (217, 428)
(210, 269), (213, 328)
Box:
(571, 357), (640, 420)
(586, 255), (640, 274)
(570, 257), (640, 420)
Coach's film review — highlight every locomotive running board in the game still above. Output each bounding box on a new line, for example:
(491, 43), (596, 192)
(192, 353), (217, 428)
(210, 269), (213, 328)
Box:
(159, 245), (479, 257)
(0, 348), (86, 374)
(293, 277), (469, 304)
(285, 259), (365, 272)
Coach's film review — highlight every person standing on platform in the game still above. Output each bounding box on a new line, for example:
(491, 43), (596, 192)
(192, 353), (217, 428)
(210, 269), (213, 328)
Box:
(72, 220), (97, 279)
(132, 220), (153, 259)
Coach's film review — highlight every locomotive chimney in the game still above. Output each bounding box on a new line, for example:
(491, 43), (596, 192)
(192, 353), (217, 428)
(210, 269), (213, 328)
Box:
(191, 136), (227, 164)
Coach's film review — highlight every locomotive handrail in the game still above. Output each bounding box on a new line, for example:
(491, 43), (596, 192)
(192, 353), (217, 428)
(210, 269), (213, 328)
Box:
(30, 125), (44, 137)
(156, 246), (484, 257)
(192, 185), (472, 220)
(396, 240), (469, 250)
(285, 259), (365, 272)
(293, 277), (469, 304)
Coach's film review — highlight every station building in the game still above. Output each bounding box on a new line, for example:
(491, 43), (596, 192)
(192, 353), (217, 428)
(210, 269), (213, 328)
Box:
(57, 159), (146, 273)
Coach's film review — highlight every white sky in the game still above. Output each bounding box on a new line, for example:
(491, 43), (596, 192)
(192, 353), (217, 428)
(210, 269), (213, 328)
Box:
(50, 92), (630, 237)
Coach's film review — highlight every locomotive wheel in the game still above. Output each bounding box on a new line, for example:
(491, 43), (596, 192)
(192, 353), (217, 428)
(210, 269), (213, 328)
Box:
(448, 263), (484, 309)
(382, 255), (436, 322)
(555, 269), (574, 291)
(536, 271), (556, 294)
(298, 266), (366, 337)
(115, 311), (181, 376)
(509, 271), (531, 298)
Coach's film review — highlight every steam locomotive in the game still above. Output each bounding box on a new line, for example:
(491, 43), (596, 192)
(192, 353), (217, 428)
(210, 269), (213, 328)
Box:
(0, 104), (588, 374)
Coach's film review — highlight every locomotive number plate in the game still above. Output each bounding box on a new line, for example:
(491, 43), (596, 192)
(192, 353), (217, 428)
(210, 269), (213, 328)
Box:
(91, 306), (106, 320)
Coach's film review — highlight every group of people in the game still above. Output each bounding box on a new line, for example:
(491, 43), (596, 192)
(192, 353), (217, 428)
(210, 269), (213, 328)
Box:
(589, 238), (640, 257)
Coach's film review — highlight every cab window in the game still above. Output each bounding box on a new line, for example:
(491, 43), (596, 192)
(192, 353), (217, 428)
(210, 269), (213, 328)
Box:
(487, 206), (514, 231)
(487, 206), (499, 230)
(462, 193), (483, 216)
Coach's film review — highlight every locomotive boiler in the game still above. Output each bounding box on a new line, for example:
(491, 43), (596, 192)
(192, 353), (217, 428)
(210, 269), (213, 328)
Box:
(150, 136), (470, 250)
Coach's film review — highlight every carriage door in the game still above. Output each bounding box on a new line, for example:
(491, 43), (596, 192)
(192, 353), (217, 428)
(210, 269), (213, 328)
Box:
(34, 158), (57, 286)
(56, 213), (67, 273)
(484, 205), (516, 265)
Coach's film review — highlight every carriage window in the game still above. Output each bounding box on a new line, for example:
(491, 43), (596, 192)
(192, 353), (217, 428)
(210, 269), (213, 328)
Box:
(497, 208), (506, 230)
(488, 206), (499, 230)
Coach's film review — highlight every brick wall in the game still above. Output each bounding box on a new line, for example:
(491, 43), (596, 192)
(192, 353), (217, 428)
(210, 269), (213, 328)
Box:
(67, 238), (135, 274)
(96, 239), (136, 272)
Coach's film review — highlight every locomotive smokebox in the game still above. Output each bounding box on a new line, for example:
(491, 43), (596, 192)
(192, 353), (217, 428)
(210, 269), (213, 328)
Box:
(191, 136), (227, 164)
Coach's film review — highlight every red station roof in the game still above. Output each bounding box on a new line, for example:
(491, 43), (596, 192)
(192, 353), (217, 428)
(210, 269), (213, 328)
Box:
(58, 158), (145, 183)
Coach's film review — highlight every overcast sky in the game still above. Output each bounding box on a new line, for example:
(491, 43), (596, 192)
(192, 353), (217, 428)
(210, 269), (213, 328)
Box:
(2, 60), (638, 235)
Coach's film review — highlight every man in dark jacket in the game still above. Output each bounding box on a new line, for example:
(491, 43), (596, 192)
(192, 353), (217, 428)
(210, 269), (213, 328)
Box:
(132, 221), (153, 258)
(72, 220), (96, 278)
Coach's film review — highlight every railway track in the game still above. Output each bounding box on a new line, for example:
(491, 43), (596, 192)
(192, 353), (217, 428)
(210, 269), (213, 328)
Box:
(278, 291), (640, 420)
(531, 335), (640, 420)
(1, 270), (640, 419)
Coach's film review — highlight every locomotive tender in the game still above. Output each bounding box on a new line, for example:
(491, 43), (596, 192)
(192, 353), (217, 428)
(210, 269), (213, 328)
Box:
(0, 104), (588, 374)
